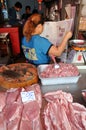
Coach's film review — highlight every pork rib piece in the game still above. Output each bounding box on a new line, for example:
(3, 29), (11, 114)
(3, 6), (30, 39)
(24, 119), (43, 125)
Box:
(43, 90), (86, 130)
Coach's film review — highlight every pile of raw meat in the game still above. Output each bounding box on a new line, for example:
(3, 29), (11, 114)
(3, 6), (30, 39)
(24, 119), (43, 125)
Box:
(0, 84), (42, 130)
(0, 84), (86, 130)
(43, 90), (86, 130)
(40, 63), (79, 78)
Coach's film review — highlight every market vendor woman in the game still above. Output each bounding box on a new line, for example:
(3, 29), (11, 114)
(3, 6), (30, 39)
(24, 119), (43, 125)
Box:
(22, 13), (72, 66)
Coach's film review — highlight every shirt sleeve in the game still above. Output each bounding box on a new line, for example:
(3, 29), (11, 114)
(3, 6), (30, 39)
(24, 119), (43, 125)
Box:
(37, 37), (52, 55)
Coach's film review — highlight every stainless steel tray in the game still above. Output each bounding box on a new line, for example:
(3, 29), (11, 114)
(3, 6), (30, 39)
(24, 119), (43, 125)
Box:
(69, 39), (86, 48)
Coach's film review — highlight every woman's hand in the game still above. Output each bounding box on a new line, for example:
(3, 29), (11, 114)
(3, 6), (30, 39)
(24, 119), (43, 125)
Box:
(49, 31), (72, 57)
(65, 31), (72, 40)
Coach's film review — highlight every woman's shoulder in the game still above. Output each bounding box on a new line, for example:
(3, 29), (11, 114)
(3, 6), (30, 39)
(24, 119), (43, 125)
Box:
(32, 35), (52, 47)
(33, 35), (50, 42)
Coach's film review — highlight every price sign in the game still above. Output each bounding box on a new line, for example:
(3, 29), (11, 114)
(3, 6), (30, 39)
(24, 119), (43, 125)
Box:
(21, 91), (36, 103)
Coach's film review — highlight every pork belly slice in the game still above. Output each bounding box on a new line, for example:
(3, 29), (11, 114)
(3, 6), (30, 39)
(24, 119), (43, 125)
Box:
(25, 84), (42, 108)
(3, 102), (23, 130)
(19, 84), (42, 130)
(0, 92), (6, 112)
(0, 112), (6, 130)
(6, 88), (21, 104)
(19, 101), (42, 130)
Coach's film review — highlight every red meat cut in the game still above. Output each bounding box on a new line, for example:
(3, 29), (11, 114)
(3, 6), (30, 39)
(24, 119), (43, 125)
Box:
(43, 90), (86, 130)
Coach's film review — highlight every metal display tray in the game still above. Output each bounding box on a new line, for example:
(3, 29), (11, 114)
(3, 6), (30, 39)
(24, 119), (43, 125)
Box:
(69, 39), (86, 47)
(37, 64), (81, 85)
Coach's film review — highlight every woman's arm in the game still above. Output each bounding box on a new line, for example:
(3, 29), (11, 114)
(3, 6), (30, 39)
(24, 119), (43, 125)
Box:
(48, 31), (72, 57)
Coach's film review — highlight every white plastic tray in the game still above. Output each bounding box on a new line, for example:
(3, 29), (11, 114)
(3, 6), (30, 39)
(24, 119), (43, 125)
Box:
(37, 64), (81, 85)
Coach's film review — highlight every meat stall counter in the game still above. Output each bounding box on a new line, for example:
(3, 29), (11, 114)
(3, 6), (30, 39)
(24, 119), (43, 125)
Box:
(0, 63), (86, 129)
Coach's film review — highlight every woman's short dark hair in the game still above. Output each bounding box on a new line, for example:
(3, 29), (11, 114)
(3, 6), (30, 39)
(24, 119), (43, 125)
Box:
(15, 2), (22, 9)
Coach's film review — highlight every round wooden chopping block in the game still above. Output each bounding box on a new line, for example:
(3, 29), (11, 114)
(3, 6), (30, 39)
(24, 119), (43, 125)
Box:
(0, 63), (38, 89)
